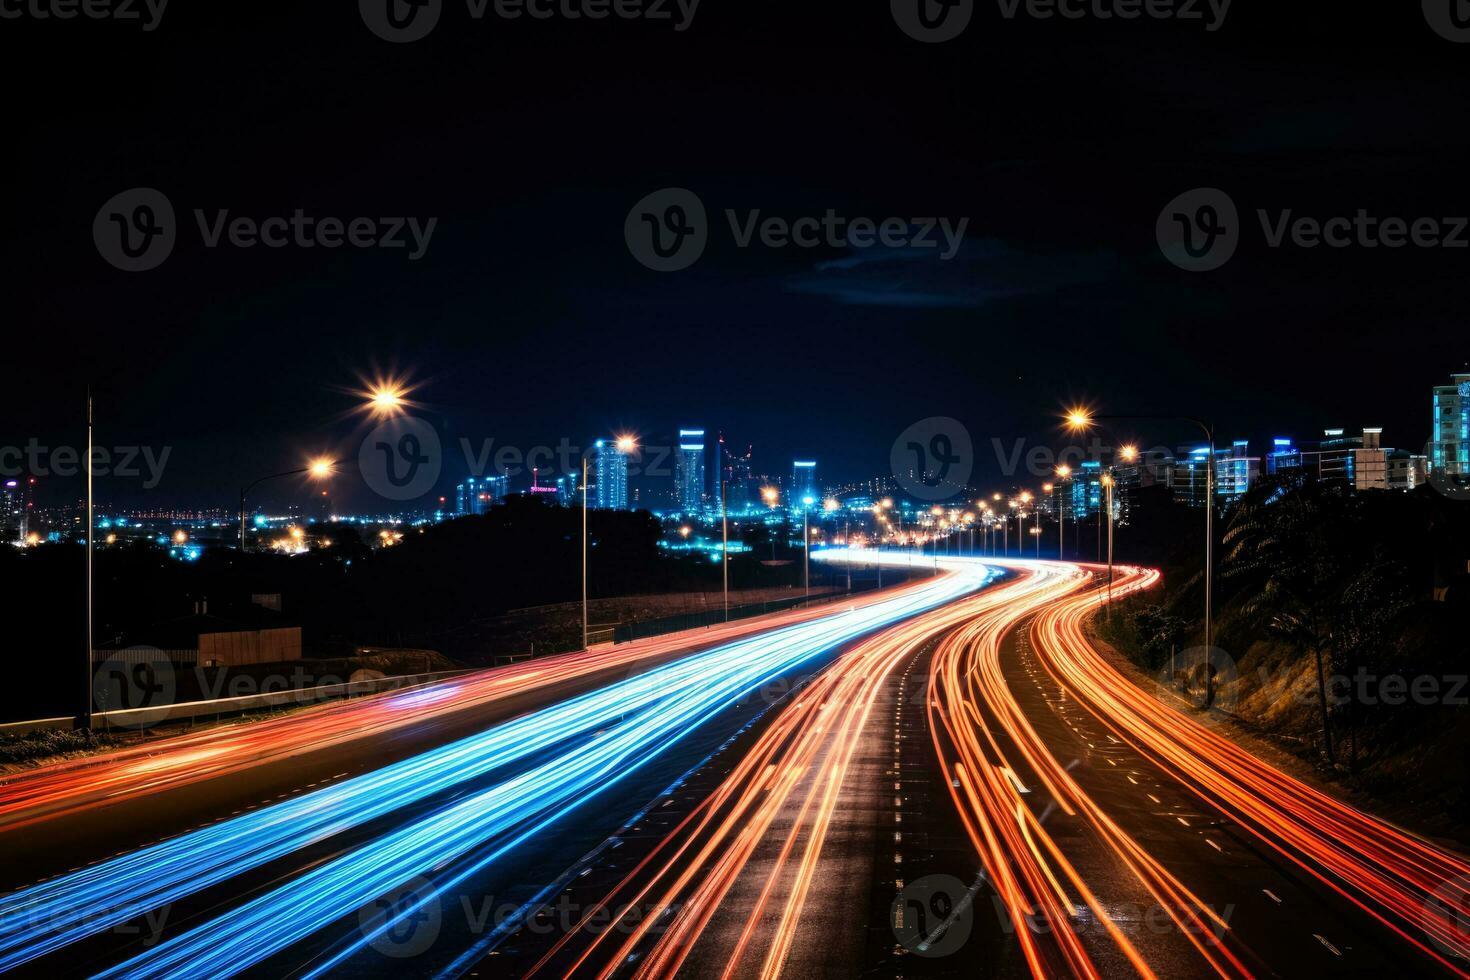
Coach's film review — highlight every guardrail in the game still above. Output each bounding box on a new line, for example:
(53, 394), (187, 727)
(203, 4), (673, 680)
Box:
(0, 668), (472, 738)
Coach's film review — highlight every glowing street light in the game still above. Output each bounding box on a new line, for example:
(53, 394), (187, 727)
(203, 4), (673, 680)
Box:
(366, 382), (408, 418)
(803, 495), (816, 596)
(240, 457), (337, 552)
(1063, 406), (1217, 704)
(1065, 407), (1094, 432)
(1054, 465), (1072, 560)
(1120, 444), (1140, 463)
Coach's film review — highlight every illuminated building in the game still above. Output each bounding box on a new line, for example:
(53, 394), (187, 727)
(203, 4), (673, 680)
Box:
(1071, 461), (1102, 517)
(1169, 449), (1212, 508)
(1388, 451), (1428, 491)
(1267, 438), (1301, 476)
(1216, 440), (1260, 502)
(1431, 372), (1470, 478)
(1, 480), (23, 544)
(791, 459), (817, 512)
(595, 439), (630, 511)
(677, 429), (706, 514)
(1354, 428), (1389, 491)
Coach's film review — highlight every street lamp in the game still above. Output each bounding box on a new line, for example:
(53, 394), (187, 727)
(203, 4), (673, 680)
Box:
(1101, 473), (1116, 609)
(1018, 491), (1032, 557)
(367, 380), (409, 418)
(240, 458), (336, 552)
(761, 486), (780, 560)
(802, 495), (815, 596)
(584, 435), (637, 648)
(1055, 464), (1072, 560)
(1067, 408), (1217, 706)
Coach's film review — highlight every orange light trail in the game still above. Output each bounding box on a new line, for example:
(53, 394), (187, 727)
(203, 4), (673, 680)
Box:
(526, 561), (1070, 979)
(0, 577), (945, 834)
(1026, 564), (1470, 976)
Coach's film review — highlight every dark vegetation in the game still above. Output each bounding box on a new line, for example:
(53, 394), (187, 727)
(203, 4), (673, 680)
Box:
(0, 496), (848, 723)
(1103, 478), (1470, 825)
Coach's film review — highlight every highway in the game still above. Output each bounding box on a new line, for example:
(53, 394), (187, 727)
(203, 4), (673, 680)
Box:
(3, 552), (1469, 978)
(505, 558), (1075, 979)
(0, 553), (995, 978)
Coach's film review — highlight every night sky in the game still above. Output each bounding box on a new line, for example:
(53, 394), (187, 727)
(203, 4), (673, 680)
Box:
(5, 2), (1469, 510)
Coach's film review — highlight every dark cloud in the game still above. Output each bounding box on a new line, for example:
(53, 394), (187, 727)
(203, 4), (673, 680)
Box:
(786, 240), (1120, 309)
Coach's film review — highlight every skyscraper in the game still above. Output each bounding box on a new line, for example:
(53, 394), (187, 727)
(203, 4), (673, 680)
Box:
(595, 439), (630, 511)
(791, 459), (818, 511)
(1431, 372), (1470, 478)
(677, 429), (706, 514)
(0, 480), (23, 544)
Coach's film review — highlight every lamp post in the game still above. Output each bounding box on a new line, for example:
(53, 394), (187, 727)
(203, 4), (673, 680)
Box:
(83, 389), (94, 731)
(802, 495), (815, 596)
(722, 478), (730, 621)
(582, 455), (589, 650)
(1101, 473), (1115, 611)
(1055, 465), (1071, 560)
(1067, 409), (1216, 707)
(239, 458), (335, 552)
(1018, 491), (1032, 560)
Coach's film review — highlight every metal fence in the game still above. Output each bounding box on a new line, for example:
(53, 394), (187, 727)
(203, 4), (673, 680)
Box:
(91, 649), (199, 666)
